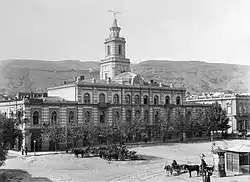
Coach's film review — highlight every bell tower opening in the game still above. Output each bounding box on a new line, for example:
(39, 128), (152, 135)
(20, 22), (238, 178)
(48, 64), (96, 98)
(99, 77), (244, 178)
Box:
(100, 15), (131, 80)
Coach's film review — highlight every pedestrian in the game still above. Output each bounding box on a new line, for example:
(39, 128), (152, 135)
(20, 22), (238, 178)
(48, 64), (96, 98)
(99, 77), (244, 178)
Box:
(25, 145), (28, 155)
(21, 146), (24, 155)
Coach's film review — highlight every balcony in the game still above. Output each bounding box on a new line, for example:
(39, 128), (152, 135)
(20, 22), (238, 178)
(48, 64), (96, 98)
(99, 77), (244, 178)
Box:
(164, 104), (176, 109)
(97, 103), (111, 110)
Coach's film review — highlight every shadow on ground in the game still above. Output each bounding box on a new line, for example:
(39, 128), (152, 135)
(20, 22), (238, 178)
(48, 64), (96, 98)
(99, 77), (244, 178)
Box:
(0, 169), (53, 182)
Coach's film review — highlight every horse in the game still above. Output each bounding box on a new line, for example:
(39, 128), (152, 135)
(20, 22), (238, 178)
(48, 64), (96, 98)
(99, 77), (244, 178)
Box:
(179, 164), (188, 172)
(164, 165), (173, 176)
(183, 164), (200, 177)
(73, 149), (84, 158)
(99, 149), (109, 159)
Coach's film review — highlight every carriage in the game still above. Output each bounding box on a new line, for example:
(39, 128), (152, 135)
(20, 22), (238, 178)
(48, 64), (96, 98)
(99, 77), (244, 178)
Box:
(72, 144), (145, 161)
(164, 159), (214, 178)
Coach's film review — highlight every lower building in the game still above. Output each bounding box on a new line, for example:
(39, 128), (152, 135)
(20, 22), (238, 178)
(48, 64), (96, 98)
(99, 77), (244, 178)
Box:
(186, 93), (250, 134)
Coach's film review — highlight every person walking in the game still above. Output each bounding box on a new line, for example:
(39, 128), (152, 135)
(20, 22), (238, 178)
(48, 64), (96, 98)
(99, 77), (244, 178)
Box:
(25, 145), (28, 155)
(21, 146), (24, 155)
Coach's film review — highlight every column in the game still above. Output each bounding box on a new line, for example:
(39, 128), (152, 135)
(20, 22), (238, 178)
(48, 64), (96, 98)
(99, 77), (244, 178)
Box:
(218, 152), (226, 177)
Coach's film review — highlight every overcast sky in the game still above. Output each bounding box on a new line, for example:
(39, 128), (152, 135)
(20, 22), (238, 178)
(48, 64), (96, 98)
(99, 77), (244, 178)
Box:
(1, 0), (250, 65)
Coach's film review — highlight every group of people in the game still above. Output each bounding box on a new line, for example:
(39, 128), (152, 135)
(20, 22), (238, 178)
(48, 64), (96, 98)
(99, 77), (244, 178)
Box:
(21, 146), (28, 156)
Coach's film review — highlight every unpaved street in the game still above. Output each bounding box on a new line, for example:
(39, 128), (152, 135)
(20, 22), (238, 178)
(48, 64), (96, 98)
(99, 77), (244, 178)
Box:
(2, 140), (250, 182)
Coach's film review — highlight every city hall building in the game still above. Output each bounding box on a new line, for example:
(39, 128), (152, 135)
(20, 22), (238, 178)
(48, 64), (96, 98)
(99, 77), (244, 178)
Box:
(0, 18), (209, 151)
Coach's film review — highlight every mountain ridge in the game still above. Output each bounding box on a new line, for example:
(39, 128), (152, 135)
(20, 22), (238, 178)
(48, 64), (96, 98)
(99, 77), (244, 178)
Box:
(0, 59), (249, 96)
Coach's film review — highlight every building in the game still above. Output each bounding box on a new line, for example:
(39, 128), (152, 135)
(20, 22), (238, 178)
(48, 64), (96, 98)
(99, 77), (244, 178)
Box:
(186, 93), (250, 134)
(0, 18), (210, 151)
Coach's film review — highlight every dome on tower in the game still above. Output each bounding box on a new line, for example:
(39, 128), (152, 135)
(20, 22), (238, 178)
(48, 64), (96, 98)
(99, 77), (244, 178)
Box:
(112, 72), (144, 85)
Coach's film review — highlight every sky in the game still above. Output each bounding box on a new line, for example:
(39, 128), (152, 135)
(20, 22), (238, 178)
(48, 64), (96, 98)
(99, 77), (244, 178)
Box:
(0, 0), (250, 65)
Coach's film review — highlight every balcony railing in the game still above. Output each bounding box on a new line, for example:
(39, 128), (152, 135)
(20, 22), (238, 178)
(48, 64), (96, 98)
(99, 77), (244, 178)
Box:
(164, 104), (177, 109)
(97, 103), (111, 110)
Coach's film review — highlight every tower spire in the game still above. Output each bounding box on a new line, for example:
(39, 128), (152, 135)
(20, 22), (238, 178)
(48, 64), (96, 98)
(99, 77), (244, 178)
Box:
(112, 18), (118, 27)
(108, 10), (121, 28)
(100, 11), (131, 80)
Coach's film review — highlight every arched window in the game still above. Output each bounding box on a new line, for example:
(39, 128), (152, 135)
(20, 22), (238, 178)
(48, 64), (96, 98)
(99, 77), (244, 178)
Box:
(154, 95), (159, 105)
(99, 93), (105, 103)
(84, 93), (90, 103)
(118, 45), (122, 55)
(68, 111), (74, 123)
(165, 96), (170, 104)
(187, 111), (191, 120)
(113, 111), (120, 124)
(100, 111), (105, 123)
(51, 111), (57, 124)
(135, 110), (140, 118)
(126, 110), (131, 123)
(154, 111), (159, 124)
(134, 95), (140, 105)
(85, 111), (91, 123)
(113, 94), (119, 104)
(125, 94), (131, 104)
(176, 96), (181, 105)
(33, 111), (39, 125)
(107, 45), (110, 56)
(144, 110), (149, 123)
(143, 95), (148, 105)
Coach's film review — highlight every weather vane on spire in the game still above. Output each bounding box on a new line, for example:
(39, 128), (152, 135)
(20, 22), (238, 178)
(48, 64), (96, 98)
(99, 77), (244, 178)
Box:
(108, 10), (121, 19)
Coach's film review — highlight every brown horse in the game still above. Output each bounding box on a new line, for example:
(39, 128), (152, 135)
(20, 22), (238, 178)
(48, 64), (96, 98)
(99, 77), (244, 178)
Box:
(183, 164), (200, 177)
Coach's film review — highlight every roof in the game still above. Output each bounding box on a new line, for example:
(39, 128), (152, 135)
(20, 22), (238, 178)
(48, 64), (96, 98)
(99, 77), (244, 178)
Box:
(26, 96), (77, 104)
(112, 18), (118, 27)
(212, 147), (226, 154)
(227, 144), (250, 153)
(183, 102), (211, 107)
(0, 94), (8, 101)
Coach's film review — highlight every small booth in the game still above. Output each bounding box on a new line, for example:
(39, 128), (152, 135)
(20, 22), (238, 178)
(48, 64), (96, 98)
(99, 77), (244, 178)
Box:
(212, 147), (226, 177)
(226, 144), (250, 174)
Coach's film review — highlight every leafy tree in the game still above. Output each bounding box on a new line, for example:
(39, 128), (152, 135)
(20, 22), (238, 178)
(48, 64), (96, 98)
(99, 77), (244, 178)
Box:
(0, 114), (22, 166)
(41, 122), (64, 151)
(189, 108), (207, 137)
(0, 140), (7, 167)
(0, 116), (22, 149)
(0, 122), (7, 167)
(206, 102), (230, 136)
(171, 110), (186, 138)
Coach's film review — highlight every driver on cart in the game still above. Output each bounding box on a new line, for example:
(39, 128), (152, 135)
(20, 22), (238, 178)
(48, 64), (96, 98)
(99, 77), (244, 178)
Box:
(172, 160), (178, 169)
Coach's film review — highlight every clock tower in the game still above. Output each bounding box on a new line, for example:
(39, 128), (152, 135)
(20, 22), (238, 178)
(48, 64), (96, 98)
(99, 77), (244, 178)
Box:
(100, 18), (131, 80)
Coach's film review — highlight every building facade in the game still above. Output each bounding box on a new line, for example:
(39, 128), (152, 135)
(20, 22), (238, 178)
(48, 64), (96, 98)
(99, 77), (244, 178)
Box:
(186, 93), (250, 134)
(0, 18), (210, 151)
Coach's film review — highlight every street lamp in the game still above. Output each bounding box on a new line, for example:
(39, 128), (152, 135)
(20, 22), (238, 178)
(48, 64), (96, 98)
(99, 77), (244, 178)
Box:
(211, 131), (214, 152)
(33, 140), (36, 156)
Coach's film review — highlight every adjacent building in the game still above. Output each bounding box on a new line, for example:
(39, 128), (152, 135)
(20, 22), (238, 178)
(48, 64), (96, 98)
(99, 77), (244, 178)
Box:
(186, 93), (250, 134)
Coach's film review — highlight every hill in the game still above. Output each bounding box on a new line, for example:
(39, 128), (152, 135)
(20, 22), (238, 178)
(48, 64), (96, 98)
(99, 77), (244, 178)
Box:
(0, 59), (249, 96)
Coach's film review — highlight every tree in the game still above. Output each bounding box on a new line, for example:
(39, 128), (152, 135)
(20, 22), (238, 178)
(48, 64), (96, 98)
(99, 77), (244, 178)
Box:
(0, 139), (7, 167)
(0, 114), (22, 166)
(0, 122), (7, 167)
(206, 102), (230, 136)
(41, 122), (64, 151)
(190, 108), (207, 137)
(1, 116), (22, 149)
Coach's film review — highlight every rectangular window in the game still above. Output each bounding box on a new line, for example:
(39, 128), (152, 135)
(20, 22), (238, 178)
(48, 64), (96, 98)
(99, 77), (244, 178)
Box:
(227, 106), (231, 114)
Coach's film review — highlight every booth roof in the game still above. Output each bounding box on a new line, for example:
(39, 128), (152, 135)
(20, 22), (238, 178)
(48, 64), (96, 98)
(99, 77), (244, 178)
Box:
(212, 147), (225, 154)
(227, 144), (250, 153)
